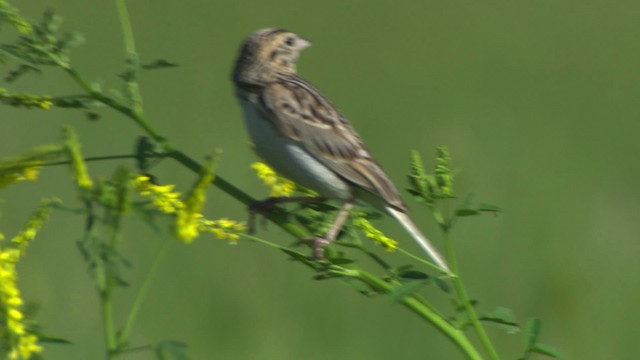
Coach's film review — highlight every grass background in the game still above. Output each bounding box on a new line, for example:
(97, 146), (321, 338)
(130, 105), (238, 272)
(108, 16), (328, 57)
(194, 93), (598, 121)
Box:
(2, 1), (639, 359)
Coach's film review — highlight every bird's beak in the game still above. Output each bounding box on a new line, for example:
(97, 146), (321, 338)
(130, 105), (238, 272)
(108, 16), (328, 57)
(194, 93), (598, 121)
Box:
(298, 38), (312, 50)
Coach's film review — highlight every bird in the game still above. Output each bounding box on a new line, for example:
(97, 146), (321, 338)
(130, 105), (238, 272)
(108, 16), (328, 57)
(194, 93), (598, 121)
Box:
(232, 28), (450, 273)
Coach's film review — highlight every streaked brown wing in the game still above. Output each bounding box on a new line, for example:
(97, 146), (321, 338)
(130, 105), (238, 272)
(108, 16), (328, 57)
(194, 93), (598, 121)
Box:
(260, 74), (406, 211)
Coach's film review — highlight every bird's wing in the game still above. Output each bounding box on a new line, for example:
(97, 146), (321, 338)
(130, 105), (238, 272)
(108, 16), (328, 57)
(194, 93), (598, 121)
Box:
(260, 74), (406, 211)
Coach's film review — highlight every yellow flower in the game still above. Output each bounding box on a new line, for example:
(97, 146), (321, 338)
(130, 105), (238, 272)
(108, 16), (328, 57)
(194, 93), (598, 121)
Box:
(175, 211), (201, 243)
(352, 217), (398, 252)
(251, 162), (295, 197)
(133, 166), (245, 244)
(174, 159), (215, 243)
(199, 218), (246, 244)
(0, 199), (54, 359)
(39, 99), (53, 110)
(133, 175), (184, 214)
(0, 163), (41, 189)
(18, 334), (42, 358)
(0, 0), (33, 34)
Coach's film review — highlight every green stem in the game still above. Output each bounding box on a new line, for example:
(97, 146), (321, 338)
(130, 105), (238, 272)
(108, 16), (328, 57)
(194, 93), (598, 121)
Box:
(396, 247), (445, 273)
(443, 227), (500, 360)
(102, 285), (117, 359)
(82, 205), (118, 359)
(240, 232), (288, 250)
(44, 154), (143, 167)
(64, 67), (164, 143)
(115, 0), (144, 116)
(117, 236), (172, 349)
(356, 270), (483, 360)
(244, 233), (476, 358)
(95, 248), (117, 360)
(115, 0), (136, 54)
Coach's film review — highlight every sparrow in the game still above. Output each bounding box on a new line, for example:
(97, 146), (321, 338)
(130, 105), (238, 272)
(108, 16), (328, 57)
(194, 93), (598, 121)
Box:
(232, 28), (450, 273)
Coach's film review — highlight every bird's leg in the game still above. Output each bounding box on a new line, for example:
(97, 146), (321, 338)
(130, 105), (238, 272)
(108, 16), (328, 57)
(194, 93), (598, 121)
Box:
(248, 196), (326, 233)
(304, 201), (354, 260)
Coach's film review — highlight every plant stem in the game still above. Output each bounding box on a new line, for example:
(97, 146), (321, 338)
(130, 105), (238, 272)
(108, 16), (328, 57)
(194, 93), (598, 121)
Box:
(82, 204), (118, 359)
(101, 284), (117, 360)
(115, 0), (136, 54)
(95, 246), (117, 359)
(396, 247), (444, 272)
(356, 270), (483, 360)
(44, 154), (141, 167)
(443, 228), (500, 360)
(117, 236), (172, 349)
(115, 0), (144, 117)
(64, 67), (164, 143)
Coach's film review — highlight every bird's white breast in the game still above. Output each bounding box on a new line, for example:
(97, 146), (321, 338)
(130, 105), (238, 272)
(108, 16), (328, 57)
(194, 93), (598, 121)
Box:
(237, 96), (352, 201)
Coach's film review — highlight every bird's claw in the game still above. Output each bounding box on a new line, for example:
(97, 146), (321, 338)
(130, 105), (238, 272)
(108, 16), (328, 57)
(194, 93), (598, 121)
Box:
(302, 236), (332, 260)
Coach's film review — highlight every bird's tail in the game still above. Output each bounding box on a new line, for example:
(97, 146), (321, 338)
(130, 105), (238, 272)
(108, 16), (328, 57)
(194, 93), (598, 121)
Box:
(387, 207), (451, 273)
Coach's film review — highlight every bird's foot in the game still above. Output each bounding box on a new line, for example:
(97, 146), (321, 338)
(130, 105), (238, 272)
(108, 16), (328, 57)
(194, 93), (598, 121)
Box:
(302, 236), (333, 260)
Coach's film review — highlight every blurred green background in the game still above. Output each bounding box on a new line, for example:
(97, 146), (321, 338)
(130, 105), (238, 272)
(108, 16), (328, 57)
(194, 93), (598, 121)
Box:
(2, 0), (639, 359)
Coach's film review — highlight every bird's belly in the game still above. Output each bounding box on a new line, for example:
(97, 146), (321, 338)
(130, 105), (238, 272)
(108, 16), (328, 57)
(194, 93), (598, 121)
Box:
(239, 100), (352, 200)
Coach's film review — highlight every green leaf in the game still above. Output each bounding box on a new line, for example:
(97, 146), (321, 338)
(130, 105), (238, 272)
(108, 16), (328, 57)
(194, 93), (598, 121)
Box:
(529, 343), (567, 360)
(455, 195), (502, 217)
(455, 208), (480, 216)
(406, 188), (425, 199)
(480, 306), (519, 334)
(523, 317), (542, 350)
(398, 270), (430, 280)
(40, 8), (62, 34)
(393, 264), (414, 274)
(313, 272), (342, 280)
(51, 95), (93, 109)
(389, 280), (427, 301)
(328, 257), (354, 265)
(434, 277), (452, 293)
(37, 335), (73, 345)
(155, 340), (190, 360)
(0, 44), (40, 66)
(85, 111), (100, 121)
(142, 59), (179, 70)
(280, 247), (308, 261)
(280, 248), (315, 267)
(341, 277), (376, 296)
(453, 299), (479, 313)
(58, 32), (85, 50)
(455, 193), (478, 217)
(478, 203), (502, 213)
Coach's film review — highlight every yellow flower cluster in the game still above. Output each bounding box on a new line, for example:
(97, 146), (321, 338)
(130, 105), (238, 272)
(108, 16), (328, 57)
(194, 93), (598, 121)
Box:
(0, 0), (33, 34)
(0, 163), (40, 189)
(63, 127), (93, 189)
(0, 89), (52, 110)
(0, 144), (65, 190)
(133, 175), (245, 243)
(133, 176), (184, 214)
(352, 217), (398, 252)
(251, 162), (295, 197)
(199, 218), (246, 244)
(0, 200), (56, 359)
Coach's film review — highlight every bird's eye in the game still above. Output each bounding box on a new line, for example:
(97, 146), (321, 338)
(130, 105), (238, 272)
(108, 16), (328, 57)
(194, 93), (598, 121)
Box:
(284, 36), (295, 46)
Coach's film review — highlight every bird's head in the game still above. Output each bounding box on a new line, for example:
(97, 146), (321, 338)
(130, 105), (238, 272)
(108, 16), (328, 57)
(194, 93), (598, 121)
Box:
(233, 28), (311, 85)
